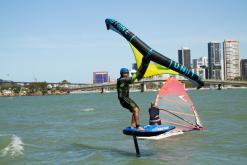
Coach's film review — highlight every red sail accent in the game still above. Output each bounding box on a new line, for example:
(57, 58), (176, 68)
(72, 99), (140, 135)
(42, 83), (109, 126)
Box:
(155, 77), (204, 131)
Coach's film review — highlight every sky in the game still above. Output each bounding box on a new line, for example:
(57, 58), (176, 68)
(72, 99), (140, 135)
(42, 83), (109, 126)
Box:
(0, 0), (247, 83)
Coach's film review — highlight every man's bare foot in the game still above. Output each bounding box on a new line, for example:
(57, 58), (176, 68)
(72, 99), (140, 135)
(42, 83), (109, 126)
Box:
(136, 126), (144, 130)
(130, 125), (136, 128)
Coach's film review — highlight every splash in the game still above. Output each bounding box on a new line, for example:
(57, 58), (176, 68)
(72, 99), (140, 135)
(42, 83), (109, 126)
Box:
(0, 135), (24, 157)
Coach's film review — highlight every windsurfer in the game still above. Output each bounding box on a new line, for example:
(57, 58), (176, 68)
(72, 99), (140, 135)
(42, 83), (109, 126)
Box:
(117, 68), (144, 130)
(149, 102), (161, 125)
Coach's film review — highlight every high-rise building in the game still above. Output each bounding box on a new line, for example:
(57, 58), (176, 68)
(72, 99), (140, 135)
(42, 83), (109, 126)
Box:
(208, 42), (222, 80)
(241, 59), (247, 80)
(200, 56), (208, 67)
(192, 56), (208, 80)
(223, 40), (240, 80)
(178, 47), (191, 69)
(93, 71), (109, 84)
(193, 56), (208, 68)
(192, 59), (199, 75)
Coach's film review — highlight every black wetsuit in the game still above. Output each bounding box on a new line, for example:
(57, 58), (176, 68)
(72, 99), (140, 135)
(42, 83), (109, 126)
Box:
(149, 106), (161, 125)
(117, 74), (138, 112)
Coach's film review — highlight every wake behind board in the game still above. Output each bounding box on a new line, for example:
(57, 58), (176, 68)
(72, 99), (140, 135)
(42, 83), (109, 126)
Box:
(123, 125), (175, 137)
(138, 128), (184, 140)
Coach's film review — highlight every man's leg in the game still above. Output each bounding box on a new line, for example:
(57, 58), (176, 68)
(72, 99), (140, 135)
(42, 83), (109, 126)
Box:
(123, 97), (143, 130)
(130, 115), (136, 128)
(132, 107), (144, 130)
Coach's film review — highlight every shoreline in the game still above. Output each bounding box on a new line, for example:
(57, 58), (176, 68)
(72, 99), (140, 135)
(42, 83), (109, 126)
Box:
(1, 86), (247, 97)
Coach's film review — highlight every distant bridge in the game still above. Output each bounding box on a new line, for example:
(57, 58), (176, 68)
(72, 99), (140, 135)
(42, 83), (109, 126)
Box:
(61, 79), (247, 92)
(1, 79), (247, 93)
(0, 81), (89, 86)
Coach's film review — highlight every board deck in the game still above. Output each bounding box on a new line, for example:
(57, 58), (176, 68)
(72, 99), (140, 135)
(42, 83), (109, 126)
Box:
(123, 125), (175, 137)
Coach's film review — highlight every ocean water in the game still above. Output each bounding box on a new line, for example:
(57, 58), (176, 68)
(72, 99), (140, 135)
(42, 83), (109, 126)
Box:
(0, 89), (246, 165)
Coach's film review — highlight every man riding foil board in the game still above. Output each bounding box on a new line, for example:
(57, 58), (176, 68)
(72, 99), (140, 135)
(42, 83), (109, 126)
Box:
(117, 68), (144, 130)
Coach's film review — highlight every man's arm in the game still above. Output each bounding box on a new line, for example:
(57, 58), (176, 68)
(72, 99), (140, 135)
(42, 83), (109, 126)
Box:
(119, 71), (139, 84)
(119, 76), (134, 84)
(130, 71), (139, 83)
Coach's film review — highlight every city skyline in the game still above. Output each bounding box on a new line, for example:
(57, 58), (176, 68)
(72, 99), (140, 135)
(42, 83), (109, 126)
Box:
(190, 39), (242, 81)
(1, 0), (247, 83)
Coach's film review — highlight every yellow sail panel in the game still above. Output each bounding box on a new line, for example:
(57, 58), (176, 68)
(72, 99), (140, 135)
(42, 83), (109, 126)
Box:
(129, 43), (178, 78)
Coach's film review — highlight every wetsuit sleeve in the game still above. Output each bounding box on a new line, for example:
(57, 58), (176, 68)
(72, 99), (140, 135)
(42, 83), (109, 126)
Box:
(119, 72), (139, 84)
(119, 77), (132, 84)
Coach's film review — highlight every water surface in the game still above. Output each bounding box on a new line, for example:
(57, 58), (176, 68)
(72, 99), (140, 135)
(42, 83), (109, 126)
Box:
(0, 89), (246, 164)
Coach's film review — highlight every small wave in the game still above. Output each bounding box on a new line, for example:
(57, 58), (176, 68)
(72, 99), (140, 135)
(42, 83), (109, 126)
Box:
(0, 135), (24, 157)
(80, 108), (95, 112)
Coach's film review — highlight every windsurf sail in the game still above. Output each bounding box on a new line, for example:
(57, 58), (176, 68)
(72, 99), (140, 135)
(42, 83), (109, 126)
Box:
(155, 77), (204, 131)
(105, 18), (204, 88)
(129, 43), (178, 78)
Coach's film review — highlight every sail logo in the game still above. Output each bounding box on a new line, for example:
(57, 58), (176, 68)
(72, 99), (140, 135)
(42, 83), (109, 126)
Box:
(169, 60), (194, 77)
